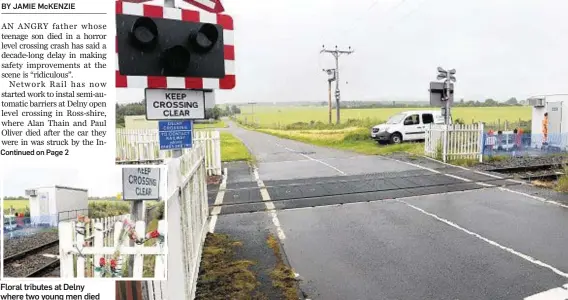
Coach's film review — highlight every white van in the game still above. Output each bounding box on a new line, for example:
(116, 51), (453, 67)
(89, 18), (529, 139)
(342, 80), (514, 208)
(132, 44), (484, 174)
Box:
(371, 110), (447, 144)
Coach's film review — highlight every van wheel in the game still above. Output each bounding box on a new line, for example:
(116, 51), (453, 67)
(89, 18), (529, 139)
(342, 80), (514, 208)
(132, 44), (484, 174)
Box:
(390, 133), (402, 144)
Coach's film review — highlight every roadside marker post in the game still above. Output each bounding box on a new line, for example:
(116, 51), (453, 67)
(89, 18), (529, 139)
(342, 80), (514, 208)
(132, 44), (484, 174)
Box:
(122, 166), (162, 276)
(429, 67), (456, 163)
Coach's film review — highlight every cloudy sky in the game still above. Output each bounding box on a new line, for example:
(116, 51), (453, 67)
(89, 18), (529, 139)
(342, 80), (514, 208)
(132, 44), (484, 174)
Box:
(117, 0), (568, 105)
(2, 167), (166, 198)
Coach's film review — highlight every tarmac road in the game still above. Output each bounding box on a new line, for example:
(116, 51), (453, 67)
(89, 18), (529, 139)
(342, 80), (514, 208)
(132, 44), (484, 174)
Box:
(212, 122), (568, 299)
(225, 121), (417, 181)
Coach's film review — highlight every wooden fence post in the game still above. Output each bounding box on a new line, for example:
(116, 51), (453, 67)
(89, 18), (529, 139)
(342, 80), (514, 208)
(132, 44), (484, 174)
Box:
(94, 222), (104, 278)
(478, 122), (484, 163)
(133, 220), (146, 278)
(58, 222), (75, 278)
(114, 221), (126, 278)
(154, 220), (167, 279)
(76, 221), (86, 278)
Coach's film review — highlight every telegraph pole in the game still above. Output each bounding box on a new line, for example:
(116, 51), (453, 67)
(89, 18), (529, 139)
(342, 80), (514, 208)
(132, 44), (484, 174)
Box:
(322, 68), (336, 124)
(320, 45), (354, 124)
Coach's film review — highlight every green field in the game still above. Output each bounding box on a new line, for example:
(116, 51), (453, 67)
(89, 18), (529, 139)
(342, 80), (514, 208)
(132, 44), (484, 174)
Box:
(236, 106), (531, 128)
(195, 120), (227, 129)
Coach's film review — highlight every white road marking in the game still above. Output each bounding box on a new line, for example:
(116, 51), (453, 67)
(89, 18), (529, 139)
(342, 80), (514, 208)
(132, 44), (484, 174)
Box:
(524, 283), (568, 299)
(384, 156), (441, 173)
(261, 159), (313, 164)
(421, 155), (470, 170)
(254, 167), (286, 240)
(400, 201), (568, 279)
(498, 187), (568, 209)
(420, 154), (525, 182)
(387, 156), (496, 187)
(474, 170), (504, 179)
(209, 168), (228, 233)
(444, 173), (472, 182)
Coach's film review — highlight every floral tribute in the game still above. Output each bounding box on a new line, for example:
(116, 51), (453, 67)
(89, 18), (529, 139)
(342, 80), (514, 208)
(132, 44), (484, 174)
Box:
(75, 216), (165, 277)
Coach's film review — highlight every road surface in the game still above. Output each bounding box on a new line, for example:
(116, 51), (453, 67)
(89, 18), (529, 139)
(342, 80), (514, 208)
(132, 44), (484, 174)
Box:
(211, 121), (568, 300)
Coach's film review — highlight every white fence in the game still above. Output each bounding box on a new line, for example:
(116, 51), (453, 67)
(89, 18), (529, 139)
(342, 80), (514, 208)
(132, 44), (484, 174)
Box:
(144, 144), (210, 299)
(425, 123), (484, 162)
(116, 129), (222, 176)
(59, 214), (167, 279)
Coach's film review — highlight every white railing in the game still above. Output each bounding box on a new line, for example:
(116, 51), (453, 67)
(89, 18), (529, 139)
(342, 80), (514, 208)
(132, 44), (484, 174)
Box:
(59, 215), (167, 279)
(425, 123), (484, 162)
(145, 144), (210, 300)
(116, 129), (222, 176)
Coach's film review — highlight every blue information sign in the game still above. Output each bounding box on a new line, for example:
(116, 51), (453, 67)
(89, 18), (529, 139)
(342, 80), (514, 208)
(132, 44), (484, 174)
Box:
(158, 120), (192, 150)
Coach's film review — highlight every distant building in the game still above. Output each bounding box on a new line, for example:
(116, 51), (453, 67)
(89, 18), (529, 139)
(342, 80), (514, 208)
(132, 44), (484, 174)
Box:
(124, 115), (157, 129)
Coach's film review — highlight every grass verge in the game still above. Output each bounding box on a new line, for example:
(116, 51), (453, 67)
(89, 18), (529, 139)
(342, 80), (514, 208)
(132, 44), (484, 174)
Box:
(448, 155), (508, 167)
(266, 234), (300, 300)
(555, 166), (568, 193)
(195, 233), (266, 300)
(195, 120), (227, 129)
(221, 132), (253, 162)
(257, 128), (424, 156)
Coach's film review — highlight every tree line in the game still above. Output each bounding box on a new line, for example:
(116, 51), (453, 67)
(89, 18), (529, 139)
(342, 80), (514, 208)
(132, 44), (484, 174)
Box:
(116, 101), (242, 127)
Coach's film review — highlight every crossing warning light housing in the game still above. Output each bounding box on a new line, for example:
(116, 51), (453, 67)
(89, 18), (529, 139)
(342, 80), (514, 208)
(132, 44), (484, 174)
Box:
(115, 1), (236, 89)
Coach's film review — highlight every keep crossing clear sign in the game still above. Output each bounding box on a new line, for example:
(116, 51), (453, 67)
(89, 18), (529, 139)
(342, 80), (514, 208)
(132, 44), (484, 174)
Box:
(145, 89), (206, 120)
(122, 167), (161, 201)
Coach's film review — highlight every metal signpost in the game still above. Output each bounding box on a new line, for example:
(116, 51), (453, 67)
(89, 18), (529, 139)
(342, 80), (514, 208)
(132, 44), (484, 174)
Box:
(122, 166), (162, 276)
(429, 67), (456, 162)
(145, 88), (205, 156)
(116, 0), (234, 289)
(322, 68), (336, 124)
(436, 67), (456, 125)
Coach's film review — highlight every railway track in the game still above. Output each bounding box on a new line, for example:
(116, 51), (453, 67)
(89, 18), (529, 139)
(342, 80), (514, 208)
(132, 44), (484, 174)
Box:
(487, 163), (563, 174)
(3, 239), (61, 278)
(488, 163), (565, 183)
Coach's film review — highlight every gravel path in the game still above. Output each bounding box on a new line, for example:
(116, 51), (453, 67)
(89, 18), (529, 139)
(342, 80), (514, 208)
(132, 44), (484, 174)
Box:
(4, 231), (59, 258)
(3, 244), (59, 278)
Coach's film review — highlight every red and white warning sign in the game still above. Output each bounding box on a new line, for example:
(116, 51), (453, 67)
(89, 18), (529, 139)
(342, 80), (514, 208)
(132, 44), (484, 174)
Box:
(182, 0), (224, 13)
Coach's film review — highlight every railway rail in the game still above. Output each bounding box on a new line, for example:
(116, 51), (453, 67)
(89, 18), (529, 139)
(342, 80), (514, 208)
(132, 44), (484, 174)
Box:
(487, 163), (565, 183)
(3, 239), (61, 278)
(486, 163), (563, 174)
